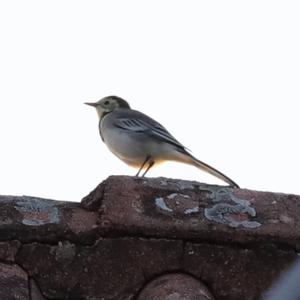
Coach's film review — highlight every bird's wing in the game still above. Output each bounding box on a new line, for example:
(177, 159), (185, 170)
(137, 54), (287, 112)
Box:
(113, 110), (188, 151)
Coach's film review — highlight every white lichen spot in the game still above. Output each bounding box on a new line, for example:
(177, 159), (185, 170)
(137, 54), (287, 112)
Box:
(184, 207), (199, 214)
(167, 193), (190, 200)
(241, 220), (261, 228)
(166, 193), (177, 200)
(155, 197), (173, 212)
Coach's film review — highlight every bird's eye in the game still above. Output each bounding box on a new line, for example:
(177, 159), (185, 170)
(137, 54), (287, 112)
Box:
(104, 101), (109, 105)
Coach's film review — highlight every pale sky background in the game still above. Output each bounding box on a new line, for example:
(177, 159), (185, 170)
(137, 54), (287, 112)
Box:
(0, 1), (299, 201)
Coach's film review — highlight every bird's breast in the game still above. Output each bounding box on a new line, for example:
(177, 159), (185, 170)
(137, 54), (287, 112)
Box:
(100, 125), (150, 165)
(99, 113), (182, 168)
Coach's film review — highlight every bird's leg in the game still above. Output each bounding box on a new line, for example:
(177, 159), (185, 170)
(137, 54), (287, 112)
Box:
(141, 160), (155, 177)
(135, 156), (151, 177)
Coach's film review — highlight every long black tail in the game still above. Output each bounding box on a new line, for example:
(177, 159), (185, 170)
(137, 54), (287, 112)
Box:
(190, 154), (239, 188)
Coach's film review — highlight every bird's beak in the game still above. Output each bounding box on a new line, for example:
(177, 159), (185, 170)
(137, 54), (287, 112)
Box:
(84, 102), (98, 107)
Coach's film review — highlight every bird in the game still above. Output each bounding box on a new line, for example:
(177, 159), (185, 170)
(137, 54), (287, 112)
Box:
(85, 95), (239, 188)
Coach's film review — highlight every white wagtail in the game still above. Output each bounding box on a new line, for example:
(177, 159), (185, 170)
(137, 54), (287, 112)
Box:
(85, 96), (239, 188)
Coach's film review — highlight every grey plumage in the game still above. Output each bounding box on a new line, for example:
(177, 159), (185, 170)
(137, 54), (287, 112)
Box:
(85, 95), (239, 188)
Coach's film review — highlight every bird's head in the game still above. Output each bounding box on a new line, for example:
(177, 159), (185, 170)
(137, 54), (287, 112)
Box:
(85, 95), (130, 119)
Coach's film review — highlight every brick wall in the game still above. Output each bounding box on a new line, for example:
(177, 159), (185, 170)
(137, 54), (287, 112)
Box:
(0, 176), (299, 299)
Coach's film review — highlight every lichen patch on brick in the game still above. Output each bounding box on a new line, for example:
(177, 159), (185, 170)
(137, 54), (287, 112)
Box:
(204, 188), (262, 228)
(15, 197), (60, 226)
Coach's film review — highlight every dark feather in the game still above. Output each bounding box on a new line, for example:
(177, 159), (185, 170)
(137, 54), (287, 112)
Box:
(113, 110), (188, 151)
